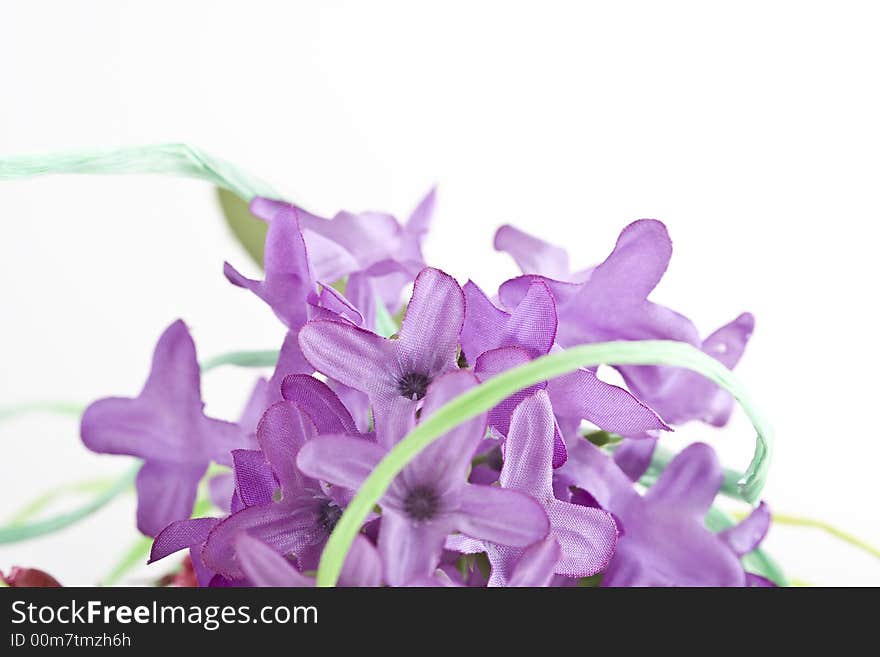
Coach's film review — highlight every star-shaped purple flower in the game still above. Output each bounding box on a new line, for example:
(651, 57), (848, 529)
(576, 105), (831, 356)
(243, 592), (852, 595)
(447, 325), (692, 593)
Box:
(81, 320), (247, 536)
(560, 439), (770, 586)
(461, 279), (669, 469)
(297, 371), (550, 586)
(224, 201), (362, 375)
(199, 376), (364, 581)
(461, 391), (618, 586)
(250, 189), (434, 331)
(298, 266), (465, 447)
(496, 220), (754, 427)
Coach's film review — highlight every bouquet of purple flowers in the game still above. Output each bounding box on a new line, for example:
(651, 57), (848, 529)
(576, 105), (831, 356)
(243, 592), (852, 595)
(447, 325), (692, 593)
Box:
(5, 143), (862, 588)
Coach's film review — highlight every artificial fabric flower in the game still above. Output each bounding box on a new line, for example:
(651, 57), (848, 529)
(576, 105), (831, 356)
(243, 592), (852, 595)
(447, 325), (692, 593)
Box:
(81, 320), (247, 536)
(296, 371), (550, 585)
(299, 266), (465, 446)
(470, 391), (619, 585)
(250, 189), (434, 331)
(559, 439), (770, 586)
(496, 219), (753, 426)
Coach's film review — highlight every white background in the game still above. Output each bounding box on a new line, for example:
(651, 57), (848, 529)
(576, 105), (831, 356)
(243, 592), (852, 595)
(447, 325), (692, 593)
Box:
(1, 1), (877, 586)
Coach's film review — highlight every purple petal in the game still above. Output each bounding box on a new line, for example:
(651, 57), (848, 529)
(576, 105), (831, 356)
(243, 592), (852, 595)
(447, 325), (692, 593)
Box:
(398, 371), (485, 494)
(224, 208), (311, 330)
(256, 401), (318, 496)
(474, 346), (546, 437)
(327, 379), (372, 433)
(135, 460), (206, 537)
(237, 378), (271, 435)
(296, 434), (386, 491)
(503, 280), (558, 357)
(208, 473), (235, 513)
(202, 498), (329, 579)
(338, 535), (384, 587)
(639, 312), (755, 427)
(235, 534), (313, 587)
(372, 395), (417, 448)
(582, 219), (671, 304)
(307, 284), (363, 326)
(547, 501), (618, 577)
(460, 281), (510, 362)
(403, 187), (435, 246)
(494, 224), (571, 280)
(141, 320), (203, 409)
(299, 209), (401, 281)
(719, 501), (771, 556)
(395, 268), (464, 375)
(266, 331), (314, 397)
(644, 442), (722, 517)
(602, 512), (744, 587)
(500, 391), (556, 500)
(149, 517), (219, 563)
(231, 449), (278, 508)
(298, 320), (395, 398)
(507, 537), (563, 587)
(547, 368), (669, 436)
(558, 440), (639, 510)
(378, 511), (455, 587)
(613, 436), (658, 481)
(280, 374), (357, 435)
(746, 573), (777, 587)
(456, 485), (549, 547)
(81, 396), (185, 460)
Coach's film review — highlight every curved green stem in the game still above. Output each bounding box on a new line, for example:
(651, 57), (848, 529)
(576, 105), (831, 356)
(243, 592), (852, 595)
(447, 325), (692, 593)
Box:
(6, 478), (120, 525)
(0, 463), (139, 544)
(316, 339), (773, 586)
(0, 401), (85, 422)
(0, 143), (276, 201)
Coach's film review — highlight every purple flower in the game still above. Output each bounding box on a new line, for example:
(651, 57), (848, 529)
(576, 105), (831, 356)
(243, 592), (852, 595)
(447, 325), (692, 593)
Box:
(235, 533), (383, 587)
(560, 439), (769, 586)
(224, 202), (362, 375)
(81, 320), (247, 536)
(465, 391), (618, 586)
(461, 279), (669, 470)
(496, 220), (754, 426)
(250, 189), (434, 331)
(297, 371), (550, 586)
(298, 267), (465, 447)
(199, 377), (364, 580)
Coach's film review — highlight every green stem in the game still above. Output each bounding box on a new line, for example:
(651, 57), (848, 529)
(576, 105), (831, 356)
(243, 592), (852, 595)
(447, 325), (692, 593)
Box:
(0, 463), (139, 544)
(316, 339), (773, 586)
(0, 401), (85, 422)
(6, 478), (120, 525)
(200, 350), (279, 372)
(0, 143), (276, 201)
(101, 536), (154, 586)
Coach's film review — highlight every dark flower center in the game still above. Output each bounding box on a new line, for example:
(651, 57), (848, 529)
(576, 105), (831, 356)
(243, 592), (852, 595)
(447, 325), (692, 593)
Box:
(403, 485), (440, 521)
(397, 371), (431, 400)
(486, 446), (504, 471)
(315, 497), (343, 533)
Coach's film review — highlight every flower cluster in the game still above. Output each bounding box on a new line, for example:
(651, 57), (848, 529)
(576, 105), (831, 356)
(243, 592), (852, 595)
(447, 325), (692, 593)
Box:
(81, 192), (771, 587)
